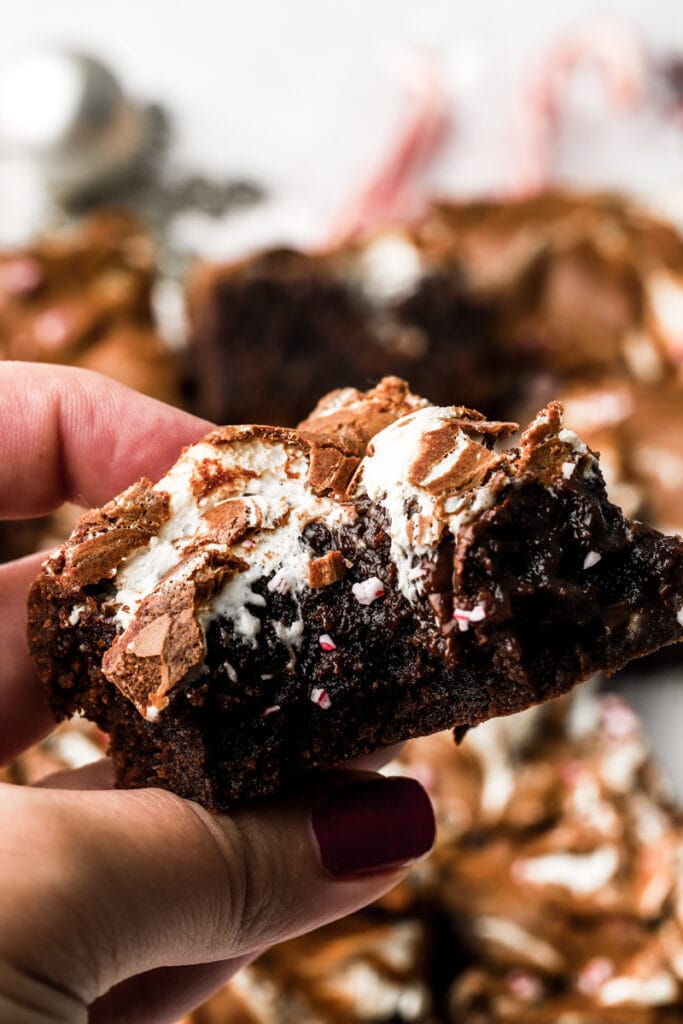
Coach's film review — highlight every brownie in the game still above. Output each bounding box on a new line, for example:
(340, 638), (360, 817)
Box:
(425, 691), (683, 1022)
(559, 376), (683, 672)
(190, 690), (683, 1022)
(187, 240), (508, 427)
(448, 974), (683, 1023)
(186, 191), (683, 433)
(229, 912), (437, 1024)
(186, 194), (683, 689)
(417, 192), (683, 383)
(28, 376), (683, 810)
(181, 986), (263, 1024)
(0, 211), (178, 402)
(560, 378), (683, 537)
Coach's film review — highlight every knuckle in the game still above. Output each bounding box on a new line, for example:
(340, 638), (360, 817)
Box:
(179, 798), (273, 951)
(0, 792), (104, 1005)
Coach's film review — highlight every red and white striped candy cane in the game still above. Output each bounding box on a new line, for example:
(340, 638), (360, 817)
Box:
(510, 22), (649, 197)
(328, 53), (451, 245)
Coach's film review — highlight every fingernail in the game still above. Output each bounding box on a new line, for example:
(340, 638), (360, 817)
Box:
(311, 776), (435, 878)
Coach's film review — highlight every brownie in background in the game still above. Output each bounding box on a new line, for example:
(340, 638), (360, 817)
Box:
(186, 691), (683, 1022)
(0, 211), (179, 402)
(187, 242), (506, 428)
(0, 212), (182, 563)
(186, 191), (683, 432)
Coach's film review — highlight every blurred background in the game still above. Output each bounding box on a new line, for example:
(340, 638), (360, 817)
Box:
(3, 5), (683, 1020)
(2, 1), (683, 247)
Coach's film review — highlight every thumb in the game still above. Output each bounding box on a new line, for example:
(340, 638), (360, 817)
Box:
(0, 772), (434, 1015)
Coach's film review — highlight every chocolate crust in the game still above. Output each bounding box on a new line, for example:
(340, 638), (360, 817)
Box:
(28, 379), (683, 810)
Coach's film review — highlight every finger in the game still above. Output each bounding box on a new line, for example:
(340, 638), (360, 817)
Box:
(0, 362), (211, 518)
(0, 552), (55, 760)
(0, 774), (435, 1015)
(36, 747), (404, 793)
(37, 752), (413, 1023)
(345, 741), (405, 773)
(35, 758), (115, 791)
(89, 958), (253, 1024)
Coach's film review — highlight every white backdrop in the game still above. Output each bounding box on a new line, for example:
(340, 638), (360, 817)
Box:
(1, 1), (683, 252)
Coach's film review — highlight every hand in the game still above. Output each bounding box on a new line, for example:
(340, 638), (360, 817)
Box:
(0, 364), (435, 1024)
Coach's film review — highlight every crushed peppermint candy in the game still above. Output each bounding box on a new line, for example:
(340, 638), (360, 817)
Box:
(507, 970), (543, 1002)
(677, 607), (683, 627)
(262, 705), (281, 717)
(242, 538), (256, 550)
(561, 461), (576, 479)
(351, 577), (385, 605)
(310, 687), (332, 709)
(319, 633), (337, 651)
(600, 695), (640, 742)
(578, 957), (614, 995)
(583, 550), (602, 570)
(452, 603), (487, 632)
(267, 568), (291, 594)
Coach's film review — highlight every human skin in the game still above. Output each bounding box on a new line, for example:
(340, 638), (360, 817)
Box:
(0, 363), (434, 1024)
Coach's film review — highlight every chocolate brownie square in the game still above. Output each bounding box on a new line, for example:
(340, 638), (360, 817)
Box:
(28, 378), (683, 809)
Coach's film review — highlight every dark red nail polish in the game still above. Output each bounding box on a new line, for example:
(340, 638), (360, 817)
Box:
(311, 776), (435, 878)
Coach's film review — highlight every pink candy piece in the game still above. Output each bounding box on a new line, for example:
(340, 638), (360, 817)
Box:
(407, 763), (437, 794)
(578, 956), (614, 995)
(507, 969), (543, 1002)
(310, 687), (332, 710)
(559, 758), (584, 785)
(267, 568), (291, 594)
(319, 633), (337, 652)
(600, 694), (641, 742)
(34, 308), (74, 349)
(452, 603), (487, 632)
(0, 257), (43, 295)
(262, 705), (281, 717)
(351, 577), (385, 606)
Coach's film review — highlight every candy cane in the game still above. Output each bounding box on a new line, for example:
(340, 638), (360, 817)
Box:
(509, 22), (649, 197)
(328, 53), (451, 244)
